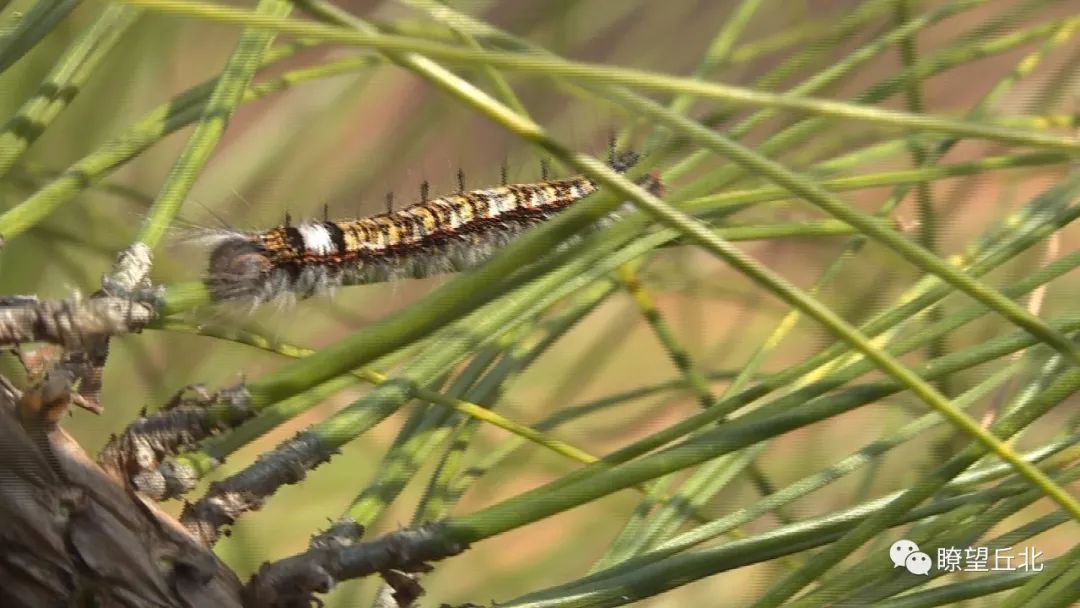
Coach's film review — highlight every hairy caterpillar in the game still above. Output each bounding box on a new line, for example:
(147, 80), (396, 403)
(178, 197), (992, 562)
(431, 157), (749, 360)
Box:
(206, 151), (660, 303)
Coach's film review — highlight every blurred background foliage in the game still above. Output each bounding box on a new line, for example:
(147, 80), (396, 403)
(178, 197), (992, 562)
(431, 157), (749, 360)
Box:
(0, 0), (1077, 606)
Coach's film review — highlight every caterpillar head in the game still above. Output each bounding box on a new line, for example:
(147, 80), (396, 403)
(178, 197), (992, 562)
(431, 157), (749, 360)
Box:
(206, 237), (274, 301)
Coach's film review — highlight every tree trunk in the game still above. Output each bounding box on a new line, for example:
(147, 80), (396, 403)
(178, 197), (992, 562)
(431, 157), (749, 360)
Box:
(0, 375), (244, 607)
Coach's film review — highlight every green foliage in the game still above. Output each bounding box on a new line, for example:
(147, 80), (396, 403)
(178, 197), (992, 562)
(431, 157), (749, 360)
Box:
(1, 0), (1077, 606)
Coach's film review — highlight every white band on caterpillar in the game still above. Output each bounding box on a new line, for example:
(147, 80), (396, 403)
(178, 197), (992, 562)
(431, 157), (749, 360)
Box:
(297, 223), (336, 257)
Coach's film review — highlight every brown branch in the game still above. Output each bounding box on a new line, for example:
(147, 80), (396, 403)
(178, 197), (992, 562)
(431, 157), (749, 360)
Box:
(0, 293), (158, 348)
(243, 521), (468, 608)
(98, 384), (253, 492)
(64, 243), (158, 411)
(0, 240), (157, 352)
(180, 429), (336, 547)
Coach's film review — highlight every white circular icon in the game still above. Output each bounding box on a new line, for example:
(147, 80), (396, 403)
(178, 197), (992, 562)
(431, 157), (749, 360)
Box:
(890, 539), (920, 568)
(905, 551), (932, 575)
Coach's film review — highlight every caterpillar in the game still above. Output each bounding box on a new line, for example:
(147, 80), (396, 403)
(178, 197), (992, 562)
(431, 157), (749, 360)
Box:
(205, 151), (661, 304)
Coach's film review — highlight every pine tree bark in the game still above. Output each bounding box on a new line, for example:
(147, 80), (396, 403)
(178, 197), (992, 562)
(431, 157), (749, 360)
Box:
(0, 375), (244, 607)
